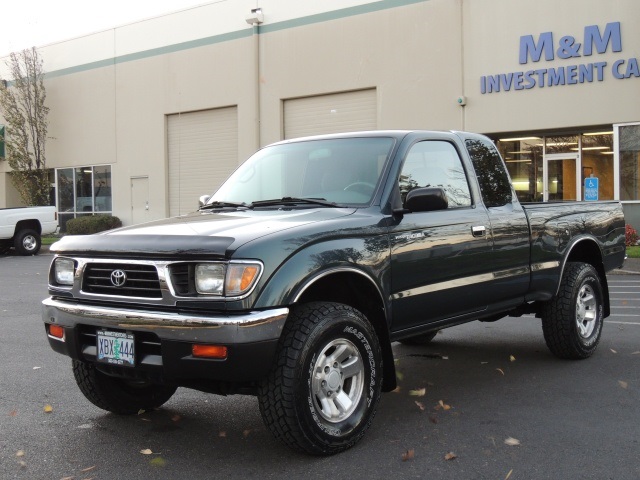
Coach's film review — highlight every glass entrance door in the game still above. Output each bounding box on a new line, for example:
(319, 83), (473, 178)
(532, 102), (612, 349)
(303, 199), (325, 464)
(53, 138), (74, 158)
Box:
(543, 153), (580, 202)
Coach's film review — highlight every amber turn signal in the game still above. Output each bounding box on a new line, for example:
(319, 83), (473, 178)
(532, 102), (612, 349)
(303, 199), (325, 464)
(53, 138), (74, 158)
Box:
(192, 344), (228, 359)
(49, 324), (64, 339)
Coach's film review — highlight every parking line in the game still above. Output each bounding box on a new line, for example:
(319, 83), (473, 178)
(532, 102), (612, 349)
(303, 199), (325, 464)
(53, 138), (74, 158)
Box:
(606, 320), (640, 325)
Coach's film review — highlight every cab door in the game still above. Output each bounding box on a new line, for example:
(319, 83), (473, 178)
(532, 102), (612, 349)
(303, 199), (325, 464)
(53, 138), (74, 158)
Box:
(389, 139), (493, 332)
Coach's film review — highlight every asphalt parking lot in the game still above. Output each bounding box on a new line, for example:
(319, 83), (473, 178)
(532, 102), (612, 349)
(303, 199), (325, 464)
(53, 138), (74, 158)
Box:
(1, 253), (638, 480)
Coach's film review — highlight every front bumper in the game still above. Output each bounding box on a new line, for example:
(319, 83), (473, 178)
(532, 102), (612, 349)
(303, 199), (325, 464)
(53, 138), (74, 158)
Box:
(42, 297), (288, 384)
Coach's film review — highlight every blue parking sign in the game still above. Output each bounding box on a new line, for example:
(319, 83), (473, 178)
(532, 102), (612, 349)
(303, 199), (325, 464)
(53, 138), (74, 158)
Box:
(584, 177), (599, 201)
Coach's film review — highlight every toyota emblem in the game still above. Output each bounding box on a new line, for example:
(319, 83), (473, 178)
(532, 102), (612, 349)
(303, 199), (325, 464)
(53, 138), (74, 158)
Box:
(110, 269), (127, 287)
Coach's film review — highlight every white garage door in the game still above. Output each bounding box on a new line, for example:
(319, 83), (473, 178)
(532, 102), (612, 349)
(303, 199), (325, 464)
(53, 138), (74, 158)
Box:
(284, 89), (377, 140)
(167, 107), (238, 216)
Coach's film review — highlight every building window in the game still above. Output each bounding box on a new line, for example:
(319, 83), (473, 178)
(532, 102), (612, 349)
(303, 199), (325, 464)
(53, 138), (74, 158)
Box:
(618, 124), (640, 201)
(496, 130), (614, 203)
(56, 165), (112, 232)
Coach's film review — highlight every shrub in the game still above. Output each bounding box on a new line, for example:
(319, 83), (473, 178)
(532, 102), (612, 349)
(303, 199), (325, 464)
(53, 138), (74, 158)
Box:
(626, 224), (639, 247)
(66, 215), (123, 235)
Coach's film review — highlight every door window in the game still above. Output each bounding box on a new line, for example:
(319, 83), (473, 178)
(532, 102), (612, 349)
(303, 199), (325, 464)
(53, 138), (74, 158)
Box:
(399, 141), (471, 208)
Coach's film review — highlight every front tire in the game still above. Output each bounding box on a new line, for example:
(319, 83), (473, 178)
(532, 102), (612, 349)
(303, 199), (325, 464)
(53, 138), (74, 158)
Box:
(258, 302), (383, 455)
(541, 262), (604, 359)
(72, 360), (177, 414)
(14, 229), (41, 255)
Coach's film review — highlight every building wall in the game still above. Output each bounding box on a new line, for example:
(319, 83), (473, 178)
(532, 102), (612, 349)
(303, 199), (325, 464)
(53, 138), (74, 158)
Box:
(0, 0), (638, 227)
(463, 0), (640, 133)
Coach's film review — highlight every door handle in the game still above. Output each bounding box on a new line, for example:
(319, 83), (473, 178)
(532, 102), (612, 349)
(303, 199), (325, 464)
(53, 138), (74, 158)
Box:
(472, 225), (486, 237)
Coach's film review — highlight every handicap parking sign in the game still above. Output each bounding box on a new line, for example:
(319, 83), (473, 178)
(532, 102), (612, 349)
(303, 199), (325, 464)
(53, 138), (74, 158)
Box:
(584, 177), (599, 201)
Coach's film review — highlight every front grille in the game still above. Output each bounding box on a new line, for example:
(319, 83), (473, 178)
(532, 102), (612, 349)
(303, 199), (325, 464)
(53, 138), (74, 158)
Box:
(82, 263), (162, 298)
(168, 263), (193, 296)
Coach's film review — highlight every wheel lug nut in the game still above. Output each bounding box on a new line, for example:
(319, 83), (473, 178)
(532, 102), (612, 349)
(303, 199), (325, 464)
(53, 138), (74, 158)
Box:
(333, 362), (338, 368)
(324, 366), (330, 373)
(321, 380), (326, 387)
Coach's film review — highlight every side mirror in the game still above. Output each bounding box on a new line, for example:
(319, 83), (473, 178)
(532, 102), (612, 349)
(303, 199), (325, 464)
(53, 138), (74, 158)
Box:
(199, 195), (210, 207)
(405, 187), (448, 212)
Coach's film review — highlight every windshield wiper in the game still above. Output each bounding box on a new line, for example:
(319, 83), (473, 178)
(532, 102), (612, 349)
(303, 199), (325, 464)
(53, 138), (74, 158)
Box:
(199, 201), (249, 210)
(251, 197), (339, 208)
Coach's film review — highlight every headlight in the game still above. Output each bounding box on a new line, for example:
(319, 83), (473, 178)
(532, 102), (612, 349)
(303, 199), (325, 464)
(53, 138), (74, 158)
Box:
(195, 263), (225, 294)
(194, 262), (262, 296)
(54, 258), (75, 286)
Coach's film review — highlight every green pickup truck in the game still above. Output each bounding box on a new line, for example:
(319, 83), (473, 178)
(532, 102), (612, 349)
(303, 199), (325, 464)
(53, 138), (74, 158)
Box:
(42, 130), (626, 454)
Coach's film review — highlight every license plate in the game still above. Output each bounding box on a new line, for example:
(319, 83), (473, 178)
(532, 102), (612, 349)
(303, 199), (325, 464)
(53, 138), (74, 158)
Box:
(97, 330), (135, 367)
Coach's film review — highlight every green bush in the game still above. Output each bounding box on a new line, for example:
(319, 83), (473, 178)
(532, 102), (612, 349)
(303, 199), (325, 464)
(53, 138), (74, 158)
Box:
(66, 215), (123, 235)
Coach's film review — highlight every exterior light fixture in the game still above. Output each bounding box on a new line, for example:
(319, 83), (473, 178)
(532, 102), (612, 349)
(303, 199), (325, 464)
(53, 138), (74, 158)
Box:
(245, 8), (264, 25)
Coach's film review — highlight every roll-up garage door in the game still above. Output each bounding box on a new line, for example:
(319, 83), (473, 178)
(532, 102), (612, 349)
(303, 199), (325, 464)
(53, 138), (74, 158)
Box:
(283, 89), (377, 140)
(167, 107), (238, 216)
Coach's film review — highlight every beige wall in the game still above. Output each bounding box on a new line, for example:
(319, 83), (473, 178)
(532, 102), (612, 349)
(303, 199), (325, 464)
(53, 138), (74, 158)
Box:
(1, 0), (638, 221)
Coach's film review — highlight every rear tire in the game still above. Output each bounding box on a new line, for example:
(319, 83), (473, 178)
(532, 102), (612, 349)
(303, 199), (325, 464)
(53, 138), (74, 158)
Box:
(541, 262), (604, 359)
(258, 302), (383, 455)
(14, 229), (41, 256)
(72, 360), (177, 414)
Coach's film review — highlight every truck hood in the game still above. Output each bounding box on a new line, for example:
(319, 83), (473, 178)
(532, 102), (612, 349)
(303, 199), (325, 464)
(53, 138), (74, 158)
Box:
(51, 208), (356, 257)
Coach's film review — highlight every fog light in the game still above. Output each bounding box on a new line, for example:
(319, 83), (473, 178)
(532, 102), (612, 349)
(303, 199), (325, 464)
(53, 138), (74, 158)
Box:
(49, 324), (64, 340)
(192, 344), (227, 359)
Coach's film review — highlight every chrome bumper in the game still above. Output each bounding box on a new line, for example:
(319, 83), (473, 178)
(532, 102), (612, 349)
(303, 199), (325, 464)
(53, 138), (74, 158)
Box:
(42, 297), (289, 344)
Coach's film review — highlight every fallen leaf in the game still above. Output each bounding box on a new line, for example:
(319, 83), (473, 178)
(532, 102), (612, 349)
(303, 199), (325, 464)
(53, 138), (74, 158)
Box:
(77, 423), (92, 429)
(396, 371), (404, 381)
(137, 409), (146, 415)
(33, 366), (42, 370)
(18, 461), (26, 468)
(618, 380), (628, 389)
(437, 400), (452, 411)
(442, 356), (449, 360)
(60, 476), (73, 480)
(611, 349), (618, 354)
(632, 351), (640, 355)
(444, 452), (457, 461)
(504, 437), (521, 446)
(43, 405), (53, 413)
(243, 429), (252, 438)
(392, 386), (401, 393)
(401, 449), (415, 461)
(505, 469), (514, 480)
(409, 388), (426, 397)
(9, 410), (17, 417)
(219, 431), (227, 438)
(150, 457), (166, 467)
(481, 361), (489, 365)
(16, 450), (25, 457)
(140, 449), (153, 455)
(496, 368), (505, 376)
(171, 414), (182, 422)
(81, 466), (96, 473)
(509, 355), (516, 362)
(414, 401), (425, 411)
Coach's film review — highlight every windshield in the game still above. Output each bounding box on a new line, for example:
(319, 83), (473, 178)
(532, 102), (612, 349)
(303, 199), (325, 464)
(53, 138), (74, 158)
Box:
(208, 137), (394, 206)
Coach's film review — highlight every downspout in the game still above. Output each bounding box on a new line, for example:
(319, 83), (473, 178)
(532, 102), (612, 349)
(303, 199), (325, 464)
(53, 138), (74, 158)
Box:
(246, 8), (264, 150)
